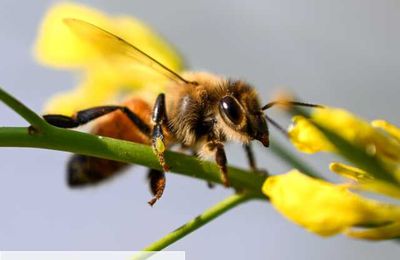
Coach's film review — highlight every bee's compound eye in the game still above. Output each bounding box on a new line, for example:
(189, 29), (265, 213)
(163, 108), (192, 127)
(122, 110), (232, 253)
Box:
(219, 96), (243, 125)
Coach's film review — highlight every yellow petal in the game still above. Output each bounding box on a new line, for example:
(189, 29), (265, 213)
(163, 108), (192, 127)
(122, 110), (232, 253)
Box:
(35, 2), (184, 114)
(357, 181), (400, 200)
(372, 120), (400, 144)
(314, 109), (400, 162)
(44, 65), (167, 114)
(288, 116), (334, 153)
(289, 108), (373, 154)
(34, 2), (110, 67)
(263, 170), (400, 237)
(329, 162), (373, 182)
(313, 108), (373, 143)
(43, 70), (118, 115)
(346, 222), (400, 240)
(329, 162), (400, 199)
(34, 2), (184, 71)
(289, 108), (400, 163)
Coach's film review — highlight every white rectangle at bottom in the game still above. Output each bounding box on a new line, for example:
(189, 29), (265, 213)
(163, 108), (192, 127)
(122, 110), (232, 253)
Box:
(0, 251), (185, 260)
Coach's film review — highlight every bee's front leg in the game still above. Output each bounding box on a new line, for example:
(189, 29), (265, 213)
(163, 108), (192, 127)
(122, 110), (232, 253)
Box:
(151, 93), (169, 172)
(244, 143), (257, 171)
(243, 143), (269, 176)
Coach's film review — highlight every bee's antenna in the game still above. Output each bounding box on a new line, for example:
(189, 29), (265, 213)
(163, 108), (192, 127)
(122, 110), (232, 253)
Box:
(265, 115), (288, 137)
(262, 101), (323, 111)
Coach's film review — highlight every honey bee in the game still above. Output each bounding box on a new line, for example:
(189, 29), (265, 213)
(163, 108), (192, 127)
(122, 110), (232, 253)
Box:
(43, 19), (319, 205)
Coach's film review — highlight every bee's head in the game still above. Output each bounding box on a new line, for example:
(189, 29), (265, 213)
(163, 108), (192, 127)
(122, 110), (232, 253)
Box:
(218, 81), (269, 146)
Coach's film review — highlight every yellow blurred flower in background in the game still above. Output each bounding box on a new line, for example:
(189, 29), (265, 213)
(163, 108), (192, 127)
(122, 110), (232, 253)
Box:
(34, 2), (185, 115)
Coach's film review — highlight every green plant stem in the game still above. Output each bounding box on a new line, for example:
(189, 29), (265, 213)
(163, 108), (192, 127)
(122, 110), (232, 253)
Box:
(0, 126), (266, 196)
(0, 87), (320, 197)
(142, 193), (253, 252)
(0, 88), (48, 130)
(0, 87), (267, 194)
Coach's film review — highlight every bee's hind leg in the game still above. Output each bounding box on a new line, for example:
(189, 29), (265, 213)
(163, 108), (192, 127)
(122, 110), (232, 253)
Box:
(43, 105), (151, 136)
(147, 169), (166, 206)
(151, 93), (169, 172)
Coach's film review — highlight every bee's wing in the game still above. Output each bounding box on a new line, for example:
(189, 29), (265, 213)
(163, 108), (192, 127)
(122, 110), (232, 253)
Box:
(64, 18), (193, 85)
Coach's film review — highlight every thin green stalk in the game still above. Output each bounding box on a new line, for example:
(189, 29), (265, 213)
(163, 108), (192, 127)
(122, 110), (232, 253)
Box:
(141, 193), (253, 252)
(0, 87), (48, 130)
(269, 138), (322, 179)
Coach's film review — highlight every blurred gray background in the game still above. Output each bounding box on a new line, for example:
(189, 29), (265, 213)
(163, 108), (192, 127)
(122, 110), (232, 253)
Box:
(1, 0), (400, 259)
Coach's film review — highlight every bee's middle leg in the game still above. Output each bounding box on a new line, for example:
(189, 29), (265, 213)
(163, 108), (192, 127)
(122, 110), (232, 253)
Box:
(152, 93), (169, 172)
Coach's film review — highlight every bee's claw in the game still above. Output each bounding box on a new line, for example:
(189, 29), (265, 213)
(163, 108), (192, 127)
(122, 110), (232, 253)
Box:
(162, 164), (170, 172)
(148, 198), (157, 206)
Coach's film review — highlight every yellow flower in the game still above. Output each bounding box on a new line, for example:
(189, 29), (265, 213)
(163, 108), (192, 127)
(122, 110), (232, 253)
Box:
(345, 222), (400, 240)
(329, 162), (373, 182)
(289, 107), (400, 189)
(330, 162), (400, 199)
(263, 170), (400, 239)
(288, 115), (334, 153)
(289, 108), (400, 164)
(281, 109), (400, 240)
(372, 120), (400, 144)
(34, 2), (184, 115)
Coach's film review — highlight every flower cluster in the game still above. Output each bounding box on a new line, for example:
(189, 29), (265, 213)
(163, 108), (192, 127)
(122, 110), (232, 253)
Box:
(263, 107), (400, 240)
